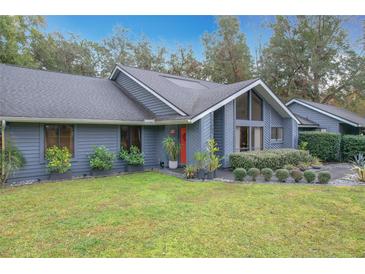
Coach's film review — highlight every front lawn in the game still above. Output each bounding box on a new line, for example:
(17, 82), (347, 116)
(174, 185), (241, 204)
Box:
(0, 172), (364, 257)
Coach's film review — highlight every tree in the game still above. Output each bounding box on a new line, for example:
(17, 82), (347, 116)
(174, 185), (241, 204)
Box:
(132, 36), (167, 72)
(0, 15), (44, 66)
(257, 16), (364, 103)
(202, 16), (253, 83)
(167, 47), (203, 78)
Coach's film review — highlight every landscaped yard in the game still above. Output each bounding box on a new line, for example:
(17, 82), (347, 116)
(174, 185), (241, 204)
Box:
(0, 172), (364, 257)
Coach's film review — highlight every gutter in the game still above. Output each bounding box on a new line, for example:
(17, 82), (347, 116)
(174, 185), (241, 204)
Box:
(0, 116), (192, 126)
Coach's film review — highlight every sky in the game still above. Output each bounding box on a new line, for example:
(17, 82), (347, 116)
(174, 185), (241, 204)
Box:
(45, 15), (365, 60)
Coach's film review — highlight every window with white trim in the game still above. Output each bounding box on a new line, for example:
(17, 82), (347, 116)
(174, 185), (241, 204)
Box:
(271, 127), (283, 141)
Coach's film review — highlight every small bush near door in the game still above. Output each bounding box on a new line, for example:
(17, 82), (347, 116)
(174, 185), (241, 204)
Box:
(299, 132), (341, 161)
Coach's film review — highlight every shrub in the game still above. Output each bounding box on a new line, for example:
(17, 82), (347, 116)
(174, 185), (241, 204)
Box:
(275, 169), (289, 182)
(341, 135), (365, 162)
(233, 168), (246, 181)
(89, 146), (115, 171)
(303, 170), (316, 183)
(290, 169), (303, 183)
(120, 145), (144, 166)
(229, 149), (311, 171)
(0, 142), (26, 184)
(247, 168), (260, 181)
(318, 171), (331, 184)
(299, 132), (341, 161)
(45, 146), (72, 174)
(206, 139), (222, 172)
(284, 164), (295, 171)
(194, 151), (208, 170)
(261, 168), (273, 181)
(184, 165), (196, 179)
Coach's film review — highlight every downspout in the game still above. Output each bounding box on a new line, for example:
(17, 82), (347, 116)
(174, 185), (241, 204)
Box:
(1, 120), (5, 177)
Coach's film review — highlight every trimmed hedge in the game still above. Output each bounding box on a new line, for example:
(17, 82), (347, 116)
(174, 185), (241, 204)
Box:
(299, 132), (341, 162)
(341, 135), (365, 162)
(229, 149), (312, 171)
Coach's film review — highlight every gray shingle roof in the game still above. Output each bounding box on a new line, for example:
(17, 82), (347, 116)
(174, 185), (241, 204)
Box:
(294, 99), (365, 127)
(294, 113), (319, 127)
(116, 64), (259, 117)
(0, 64), (153, 121)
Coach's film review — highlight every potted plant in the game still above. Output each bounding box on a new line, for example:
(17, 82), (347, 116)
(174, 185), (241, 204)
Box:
(45, 146), (72, 181)
(120, 145), (144, 172)
(206, 138), (221, 179)
(162, 136), (180, 169)
(194, 151), (208, 179)
(89, 145), (116, 176)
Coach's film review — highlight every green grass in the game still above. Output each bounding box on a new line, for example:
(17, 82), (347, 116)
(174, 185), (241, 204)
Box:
(0, 172), (364, 257)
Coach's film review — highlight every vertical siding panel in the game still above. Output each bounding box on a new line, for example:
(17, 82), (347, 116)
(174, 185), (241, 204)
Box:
(142, 126), (163, 168)
(213, 107), (225, 159)
(223, 101), (235, 167)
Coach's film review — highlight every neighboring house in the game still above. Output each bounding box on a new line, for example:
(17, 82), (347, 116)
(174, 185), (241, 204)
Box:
(287, 99), (365, 134)
(0, 63), (299, 182)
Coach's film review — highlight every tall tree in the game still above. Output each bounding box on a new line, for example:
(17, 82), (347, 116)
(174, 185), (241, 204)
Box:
(202, 16), (253, 83)
(132, 37), (167, 72)
(0, 16), (44, 66)
(257, 16), (363, 103)
(167, 47), (203, 78)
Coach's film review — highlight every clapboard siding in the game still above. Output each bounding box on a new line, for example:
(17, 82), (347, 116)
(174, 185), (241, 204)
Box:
(142, 126), (163, 168)
(114, 71), (178, 117)
(213, 107), (225, 159)
(223, 101), (235, 166)
(288, 102), (340, 132)
(187, 121), (201, 164)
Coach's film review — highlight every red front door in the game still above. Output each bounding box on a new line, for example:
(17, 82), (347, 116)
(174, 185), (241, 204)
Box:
(180, 127), (187, 164)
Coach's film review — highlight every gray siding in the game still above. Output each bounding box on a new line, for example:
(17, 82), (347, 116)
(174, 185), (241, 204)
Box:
(7, 123), (161, 182)
(187, 121), (201, 164)
(213, 107), (225, 159)
(200, 113), (213, 150)
(264, 102), (285, 149)
(114, 71), (178, 117)
(223, 101), (235, 166)
(288, 102), (340, 132)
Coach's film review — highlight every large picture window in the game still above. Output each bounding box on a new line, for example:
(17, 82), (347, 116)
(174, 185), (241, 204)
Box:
(236, 93), (249, 120)
(45, 125), (74, 155)
(251, 127), (263, 150)
(121, 126), (141, 150)
(251, 92), (263, 121)
(271, 127), (283, 141)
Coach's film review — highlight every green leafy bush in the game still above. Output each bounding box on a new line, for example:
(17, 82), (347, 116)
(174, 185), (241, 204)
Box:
(290, 169), (303, 183)
(184, 165), (196, 179)
(318, 171), (331, 184)
(233, 168), (246, 181)
(206, 139), (222, 172)
(275, 169), (289, 182)
(45, 146), (72, 174)
(229, 149), (311, 170)
(120, 145), (144, 166)
(247, 167), (260, 181)
(341, 135), (365, 162)
(261, 168), (273, 181)
(162, 136), (180, 161)
(194, 151), (208, 170)
(284, 164), (295, 171)
(303, 170), (316, 183)
(0, 142), (26, 184)
(299, 132), (341, 161)
(89, 146), (115, 171)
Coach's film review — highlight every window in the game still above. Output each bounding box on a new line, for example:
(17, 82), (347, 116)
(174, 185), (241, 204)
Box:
(236, 92), (249, 120)
(235, 126), (249, 152)
(251, 127), (263, 150)
(251, 92), (263, 121)
(320, 128), (327, 133)
(45, 125), (74, 155)
(121, 126), (141, 150)
(271, 127), (283, 141)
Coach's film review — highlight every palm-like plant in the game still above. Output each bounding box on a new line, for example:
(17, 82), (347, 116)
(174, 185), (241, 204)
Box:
(162, 136), (180, 161)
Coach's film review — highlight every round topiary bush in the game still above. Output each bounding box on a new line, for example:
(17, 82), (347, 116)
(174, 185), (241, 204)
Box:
(275, 169), (289, 182)
(318, 171), (331, 184)
(303, 170), (316, 183)
(290, 169), (303, 183)
(247, 167), (260, 181)
(284, 164), (295, 171)
(261, 168), (273, 181)
(233, 168), (246, 181)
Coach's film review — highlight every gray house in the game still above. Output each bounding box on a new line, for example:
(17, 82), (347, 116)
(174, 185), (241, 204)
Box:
(287, 99), (365, 134)
(0, 63), (299, 182)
